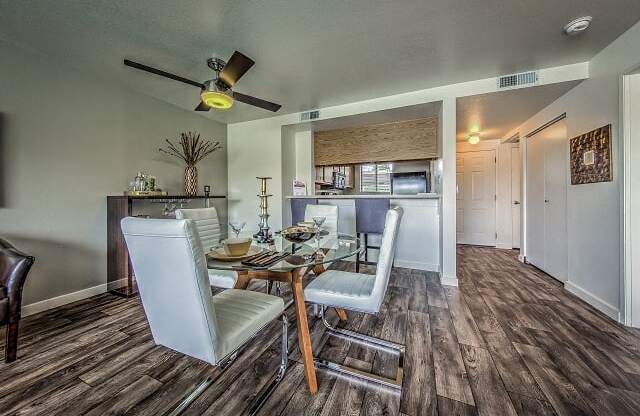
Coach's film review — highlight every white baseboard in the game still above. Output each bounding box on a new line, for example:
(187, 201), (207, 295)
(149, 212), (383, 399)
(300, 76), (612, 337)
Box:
(518, 254), (526, 263)
(393, 259), (440, 272)
(440, 274), (458, 287)
(565, 281), (621, 322)
(22, 283), (108, 317)
(496, 244), (512, 250)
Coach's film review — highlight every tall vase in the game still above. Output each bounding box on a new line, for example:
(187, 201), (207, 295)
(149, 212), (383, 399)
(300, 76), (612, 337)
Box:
(184, 165), (198, 196)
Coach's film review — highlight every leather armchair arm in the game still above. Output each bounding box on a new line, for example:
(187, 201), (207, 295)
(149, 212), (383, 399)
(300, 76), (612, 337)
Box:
(0, 239), (35, 323)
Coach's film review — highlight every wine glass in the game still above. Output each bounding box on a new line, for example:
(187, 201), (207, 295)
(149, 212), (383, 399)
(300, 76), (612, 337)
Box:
(229, 221), (246, 239)
(312, 216), (326, 232)
(311, 216), (326, 253)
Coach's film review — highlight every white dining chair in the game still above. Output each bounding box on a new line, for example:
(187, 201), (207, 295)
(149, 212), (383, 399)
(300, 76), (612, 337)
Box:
(304, 204), (338, 234)
(175, 207), (237, 289)
(303, 207), (404, 389)
(121, 217), (288, 416)
(303, 204), (340, 314)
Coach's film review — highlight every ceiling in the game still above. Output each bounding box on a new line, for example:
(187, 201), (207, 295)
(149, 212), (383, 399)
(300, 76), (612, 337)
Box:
(312, 102), (441, 132)
(456, 81), (581, 141)
(1, 1), (638, 124)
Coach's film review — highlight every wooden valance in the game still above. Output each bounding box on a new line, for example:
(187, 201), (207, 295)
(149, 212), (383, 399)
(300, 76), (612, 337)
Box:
(313, 116), (437, 166)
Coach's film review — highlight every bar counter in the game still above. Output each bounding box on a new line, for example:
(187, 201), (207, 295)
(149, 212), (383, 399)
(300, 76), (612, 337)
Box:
(285, 194), (440, 272)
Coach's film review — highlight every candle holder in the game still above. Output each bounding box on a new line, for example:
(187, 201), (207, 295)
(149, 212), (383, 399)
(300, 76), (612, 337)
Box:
(254, 176), (274, 244)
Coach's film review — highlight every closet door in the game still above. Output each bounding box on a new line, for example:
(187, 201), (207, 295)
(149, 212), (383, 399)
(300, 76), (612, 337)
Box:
(542, 120), (568, 281)
(526, 133), (546, 268)
(525, 119), (568, 282)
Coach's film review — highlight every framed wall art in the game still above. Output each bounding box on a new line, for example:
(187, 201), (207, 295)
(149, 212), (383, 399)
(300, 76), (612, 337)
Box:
(569, 124), (612, 185)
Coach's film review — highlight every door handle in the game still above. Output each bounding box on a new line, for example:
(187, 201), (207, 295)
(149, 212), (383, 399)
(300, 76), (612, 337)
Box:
(513, 201), (520, 205)
(544, 199), (549, 203)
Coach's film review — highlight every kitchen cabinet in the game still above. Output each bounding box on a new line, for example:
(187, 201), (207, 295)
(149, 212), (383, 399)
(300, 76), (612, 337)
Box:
(314, 165), (354, 188)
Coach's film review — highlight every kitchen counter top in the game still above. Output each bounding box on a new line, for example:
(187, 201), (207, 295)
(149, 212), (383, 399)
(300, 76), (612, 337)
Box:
(286, 193), (440, 200)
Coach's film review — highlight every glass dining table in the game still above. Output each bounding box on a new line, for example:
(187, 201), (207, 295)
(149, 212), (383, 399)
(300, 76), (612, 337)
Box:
(207, 233), (361, 395)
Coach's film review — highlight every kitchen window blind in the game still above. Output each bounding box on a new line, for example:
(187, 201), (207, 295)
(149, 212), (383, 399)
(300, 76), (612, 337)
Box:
(360, 163), (392, 193)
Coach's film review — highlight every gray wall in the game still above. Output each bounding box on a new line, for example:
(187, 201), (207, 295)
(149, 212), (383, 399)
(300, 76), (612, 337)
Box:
(0, 39), (227, 307)
(509, 20), (640, 319)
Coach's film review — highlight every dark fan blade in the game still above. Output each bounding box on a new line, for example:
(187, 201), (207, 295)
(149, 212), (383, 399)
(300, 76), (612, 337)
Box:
(124, 59), (204, 89)
(195, 101), (210, 111)
(218, 51), (255, 88)
(233, 91), (281, 112)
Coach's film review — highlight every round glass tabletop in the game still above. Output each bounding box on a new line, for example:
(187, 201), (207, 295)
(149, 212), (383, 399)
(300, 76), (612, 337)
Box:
(207, 233), (361, 273)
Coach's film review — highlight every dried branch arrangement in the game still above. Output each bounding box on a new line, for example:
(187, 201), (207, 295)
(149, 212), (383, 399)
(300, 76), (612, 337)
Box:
(159, 132), (222, 166)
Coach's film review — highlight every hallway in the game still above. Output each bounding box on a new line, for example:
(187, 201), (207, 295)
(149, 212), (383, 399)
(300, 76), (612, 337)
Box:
(456, 245), (640, 415)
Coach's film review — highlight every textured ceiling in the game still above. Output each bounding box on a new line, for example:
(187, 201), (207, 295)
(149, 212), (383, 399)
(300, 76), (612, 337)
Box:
(1, 0), (638, 123)
(456, 81), (581, 141)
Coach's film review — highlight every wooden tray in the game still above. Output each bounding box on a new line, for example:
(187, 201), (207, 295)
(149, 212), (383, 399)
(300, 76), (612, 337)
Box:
(207, 246), (264, 262)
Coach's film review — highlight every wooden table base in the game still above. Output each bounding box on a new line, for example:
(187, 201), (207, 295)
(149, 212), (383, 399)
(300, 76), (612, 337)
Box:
(233, 267), (318, 394)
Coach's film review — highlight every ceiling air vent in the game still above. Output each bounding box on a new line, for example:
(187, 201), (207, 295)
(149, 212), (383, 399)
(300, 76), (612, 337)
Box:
(497, 71), (539, 90)
(300, 110), (320, 121)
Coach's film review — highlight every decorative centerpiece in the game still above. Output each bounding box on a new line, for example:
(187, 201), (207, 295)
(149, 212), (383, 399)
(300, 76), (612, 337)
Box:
(254, 177), (274, 244)
(159, 132), (222, 196)
(281, 226), (317, 243)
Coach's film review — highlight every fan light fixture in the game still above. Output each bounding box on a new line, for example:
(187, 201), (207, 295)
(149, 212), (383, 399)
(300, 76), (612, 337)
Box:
(200, 79), (234, 110)
(467, 134), (480, 145)
(201, 90), (233, 109)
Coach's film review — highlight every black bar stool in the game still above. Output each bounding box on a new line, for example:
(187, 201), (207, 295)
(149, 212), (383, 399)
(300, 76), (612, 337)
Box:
(291, 198), (317, 226)
(355, 198), (390, 272)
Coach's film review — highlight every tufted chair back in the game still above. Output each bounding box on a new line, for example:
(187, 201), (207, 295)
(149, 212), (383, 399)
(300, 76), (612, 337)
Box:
(121, 217), (223, 365)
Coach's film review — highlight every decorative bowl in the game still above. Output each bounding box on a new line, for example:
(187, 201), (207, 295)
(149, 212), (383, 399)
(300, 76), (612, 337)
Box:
(209, 245), (262, 262)
(223, 238), (252, 256)
(281, 226), (317, 243)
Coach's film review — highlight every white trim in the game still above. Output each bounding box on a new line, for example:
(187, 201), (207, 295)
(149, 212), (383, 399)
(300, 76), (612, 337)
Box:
(623, 73), (634, 326)
(21, 283), (107, 317)
(393, 259), (440, 272)
(456, 139), (501, 152)
(518, 254), (526, 263)
(440, 274), (458, 287)
(565, 281), (620, 322)
(496, 244), (512, 250)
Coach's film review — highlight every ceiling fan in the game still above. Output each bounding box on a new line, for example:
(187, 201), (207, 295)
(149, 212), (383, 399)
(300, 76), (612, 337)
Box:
(123, 51), (281, 112)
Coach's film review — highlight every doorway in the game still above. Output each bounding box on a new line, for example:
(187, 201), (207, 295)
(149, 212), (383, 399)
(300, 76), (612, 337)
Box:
(511, 145), (522, 249)
(525, 118), (568, 282)
(456, 150), (496, 246)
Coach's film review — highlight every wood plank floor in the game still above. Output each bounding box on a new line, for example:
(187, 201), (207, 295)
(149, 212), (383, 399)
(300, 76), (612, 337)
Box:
(3, 246), (640, 415)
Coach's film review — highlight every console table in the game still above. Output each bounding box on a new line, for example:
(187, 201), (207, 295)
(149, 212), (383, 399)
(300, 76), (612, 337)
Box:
(107, 195), (227, 297)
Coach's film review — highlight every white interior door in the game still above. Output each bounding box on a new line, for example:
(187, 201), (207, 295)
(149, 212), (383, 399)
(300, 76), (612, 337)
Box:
(525, 119), (568, 282)
(526, 134), (545, 268)
(511, 146), (522, 249)
(542, 121), (568, 281)
(456, 150), (496, 246)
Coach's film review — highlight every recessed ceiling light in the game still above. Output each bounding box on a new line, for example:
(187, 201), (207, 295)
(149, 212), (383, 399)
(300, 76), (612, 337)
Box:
(563, 16), (592, 36)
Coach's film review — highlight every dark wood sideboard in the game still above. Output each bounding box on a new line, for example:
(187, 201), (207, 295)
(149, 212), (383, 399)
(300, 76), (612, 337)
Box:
(107, 195), (227, 297)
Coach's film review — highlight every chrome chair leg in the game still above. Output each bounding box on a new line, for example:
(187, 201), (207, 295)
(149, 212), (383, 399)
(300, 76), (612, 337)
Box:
(165, 315), (289, 416)
(247, 314), (289, 416)
(166, 377), (214, 416)
(314, 307), (404, 390)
